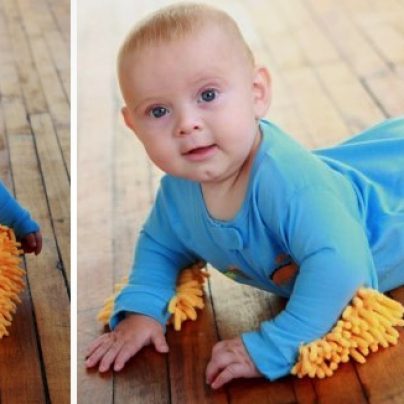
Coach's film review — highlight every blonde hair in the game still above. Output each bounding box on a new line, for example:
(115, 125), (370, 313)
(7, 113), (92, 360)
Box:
(117, 2), (255, 88)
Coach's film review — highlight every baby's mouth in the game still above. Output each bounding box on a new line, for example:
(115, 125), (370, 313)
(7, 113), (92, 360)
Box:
(182, 144), (218, 160)
(186, 144), (216, 154)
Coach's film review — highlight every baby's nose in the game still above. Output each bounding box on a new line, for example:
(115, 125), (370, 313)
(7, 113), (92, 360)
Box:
(175, 112), (202, 136)
(178, 123), (201, 136)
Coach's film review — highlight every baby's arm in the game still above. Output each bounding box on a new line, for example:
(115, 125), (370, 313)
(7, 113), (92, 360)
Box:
(0, 181), (42, 254)
(241, 187), (376, 380)
(86, 183), (198, 372)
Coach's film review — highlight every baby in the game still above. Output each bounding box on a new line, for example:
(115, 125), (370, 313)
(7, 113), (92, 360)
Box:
(0, 181), (42, 254)
(85, 3), (404, 388)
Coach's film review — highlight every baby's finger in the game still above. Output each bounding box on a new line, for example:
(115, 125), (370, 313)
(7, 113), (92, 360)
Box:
(211, 363), (245, 390)
(34, 232), (43, 255)
(85, 333), (111, 358)
(113, 339), (146, 371)
(85, 335), (115, 368)
(205, 351), (235, 384)
(99, 340), (125, 373)
(21, 234), (35, 253)
(151, 333), (169, 353)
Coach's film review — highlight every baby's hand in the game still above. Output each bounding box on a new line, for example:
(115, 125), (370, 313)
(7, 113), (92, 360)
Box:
(206, 337), (261, 389)
(20, 231), (42, 255)
(85, 314), (169, 372)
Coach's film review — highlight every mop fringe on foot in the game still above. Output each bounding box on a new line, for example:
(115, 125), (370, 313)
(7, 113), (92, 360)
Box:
(0, 225), (25, 338)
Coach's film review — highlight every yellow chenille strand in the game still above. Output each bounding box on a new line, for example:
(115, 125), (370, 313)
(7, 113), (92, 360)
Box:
(0, 225), (25, 339)
(97, 261), (209, 330)
(96, 276), (129, 325)
(291, 288), (404, 379)
(166, 261), (209, 331)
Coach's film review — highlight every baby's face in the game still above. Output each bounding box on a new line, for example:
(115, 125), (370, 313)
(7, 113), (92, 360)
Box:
(121, 27), (269, 184)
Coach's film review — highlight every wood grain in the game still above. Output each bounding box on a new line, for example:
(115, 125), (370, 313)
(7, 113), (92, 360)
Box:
(0, 0), (70, 402)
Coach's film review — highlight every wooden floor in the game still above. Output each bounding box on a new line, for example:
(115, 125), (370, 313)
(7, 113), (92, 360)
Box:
(0, 0), (70, 403)
(78, 0), (404, 403)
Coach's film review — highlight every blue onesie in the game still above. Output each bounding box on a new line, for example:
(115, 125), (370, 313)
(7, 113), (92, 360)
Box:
(111, 117), (404, 380)
(0, 181), (39, 238)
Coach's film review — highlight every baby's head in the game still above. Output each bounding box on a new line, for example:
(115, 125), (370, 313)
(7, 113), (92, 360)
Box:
(119, 3), (271, 184)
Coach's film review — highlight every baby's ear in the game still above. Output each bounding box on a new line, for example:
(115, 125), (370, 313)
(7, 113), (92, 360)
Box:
(121, 106), (136, 132)
(252, 66), (271, 119)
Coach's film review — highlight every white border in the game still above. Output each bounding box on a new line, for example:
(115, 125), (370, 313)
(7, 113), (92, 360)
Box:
(70, 0), (77, 401)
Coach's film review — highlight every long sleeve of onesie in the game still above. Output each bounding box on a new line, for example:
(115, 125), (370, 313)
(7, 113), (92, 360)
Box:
(242, 186), (378, 380)
(110, 182), (199, 330)
(0, 181), (39, 237)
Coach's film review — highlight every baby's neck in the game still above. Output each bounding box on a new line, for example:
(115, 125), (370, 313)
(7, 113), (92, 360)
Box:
(201, 132), (261, 221)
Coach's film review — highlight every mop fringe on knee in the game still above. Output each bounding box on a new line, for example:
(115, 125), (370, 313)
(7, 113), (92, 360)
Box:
(0, 225), (25, 338)
(97, 265), (404, 379)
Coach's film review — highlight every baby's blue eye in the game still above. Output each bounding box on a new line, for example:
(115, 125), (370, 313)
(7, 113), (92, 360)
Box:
(150, 106), (168, 118)
(200, 89), (217, 102)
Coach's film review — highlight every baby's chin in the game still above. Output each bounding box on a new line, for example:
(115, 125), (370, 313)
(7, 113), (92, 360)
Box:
(184, 170), (230, 184)
(164, 166), (222, 183)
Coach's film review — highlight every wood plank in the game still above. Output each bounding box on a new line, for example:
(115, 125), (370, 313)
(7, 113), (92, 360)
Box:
(78, 309), (113, 404)
(44, 28), (70, 102)
(16, 0), (70, 101)
(1, 0), (47, 115)
(45, 0), (70, 43)
(352, 286), (404, 403)
(233, 2), (312, 142)
(0, 286), (47, 403)
(314, 364), (367, 404)
(304, 0), (387, 79)
(0, 60), (30, 136)
(0, 94), (11, 185)
(77, 92), (114, 310)
(29, 34), (70, 174)
(166, 279), (228, 404)
(30, 113), (70, 286)
(273, 0), (386, 133)
(3, 0), (70, 175)
(244, 2), (348, 146)
(339, 0), (404, 67)
(315, 61), (385, 132)
(0, 239), (50, 398)
(275, 0), (340, 66)
(357, 22), (404, 68)
(111, 119), (153, 282)
(114, 345), (169, 404)
(363, 71), (404, 118)
(77, 1), (117, 402)
(8, 133), (70, 404)
(304, 0), (404, 118)
(277, 66), (349, 147)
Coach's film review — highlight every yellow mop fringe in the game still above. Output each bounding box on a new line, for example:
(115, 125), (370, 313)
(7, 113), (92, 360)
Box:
(0, 225), (25, 338)
(292, 288), (404, 379)
(97, 261), (209, 331)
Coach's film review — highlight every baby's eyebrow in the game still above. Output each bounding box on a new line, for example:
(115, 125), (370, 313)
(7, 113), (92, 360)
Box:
(133, 96), (160, 112)
(190, 74), (227, 87)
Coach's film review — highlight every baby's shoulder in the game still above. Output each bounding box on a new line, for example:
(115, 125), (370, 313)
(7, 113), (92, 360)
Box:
(155, 175), (196, 211)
